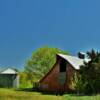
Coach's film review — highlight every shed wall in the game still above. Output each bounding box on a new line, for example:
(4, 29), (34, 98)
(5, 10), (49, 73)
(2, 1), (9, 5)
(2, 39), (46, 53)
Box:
(0, 74), (19, 88)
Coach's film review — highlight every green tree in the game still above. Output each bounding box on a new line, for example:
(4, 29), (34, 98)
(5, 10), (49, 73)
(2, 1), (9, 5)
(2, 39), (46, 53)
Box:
(19, 71), (32, 88)
(78, 49), (100, 94)
(25, 46), (69, 82)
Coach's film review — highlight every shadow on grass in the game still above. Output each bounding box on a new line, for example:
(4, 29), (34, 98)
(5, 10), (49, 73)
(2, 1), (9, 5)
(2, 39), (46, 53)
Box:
(16, 87), (66, 96)
(15, 87), (37, 92)
(69, 93), (97, 97)
(16, 88), (97, 96)
(40, 91), (66, 96)
(37, 90), (98, 96)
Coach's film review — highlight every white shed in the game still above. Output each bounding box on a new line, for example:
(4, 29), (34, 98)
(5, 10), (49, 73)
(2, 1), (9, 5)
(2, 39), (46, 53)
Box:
(0, 68), (19, 88)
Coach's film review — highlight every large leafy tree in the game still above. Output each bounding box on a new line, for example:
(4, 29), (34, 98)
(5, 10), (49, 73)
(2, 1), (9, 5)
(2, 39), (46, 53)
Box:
(79, 49), (100, 94)
(25, 46), (69, 82)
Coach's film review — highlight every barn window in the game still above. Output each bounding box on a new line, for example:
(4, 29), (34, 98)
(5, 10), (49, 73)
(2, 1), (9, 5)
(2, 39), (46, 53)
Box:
(59, 59), (66, 72)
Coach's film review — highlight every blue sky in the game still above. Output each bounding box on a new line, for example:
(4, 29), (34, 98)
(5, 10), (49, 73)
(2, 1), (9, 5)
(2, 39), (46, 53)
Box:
(0, 0), (100, 69)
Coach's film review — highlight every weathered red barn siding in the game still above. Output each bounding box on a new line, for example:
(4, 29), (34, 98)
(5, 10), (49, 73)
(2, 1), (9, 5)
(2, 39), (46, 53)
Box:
(39, 55), (76, 92)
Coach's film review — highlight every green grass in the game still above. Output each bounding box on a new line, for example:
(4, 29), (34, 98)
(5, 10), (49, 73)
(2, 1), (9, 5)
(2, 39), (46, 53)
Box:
(0, 88), (100, 100)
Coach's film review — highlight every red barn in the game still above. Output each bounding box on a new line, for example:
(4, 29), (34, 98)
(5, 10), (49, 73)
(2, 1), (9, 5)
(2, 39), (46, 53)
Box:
(39, 53), (88, 92)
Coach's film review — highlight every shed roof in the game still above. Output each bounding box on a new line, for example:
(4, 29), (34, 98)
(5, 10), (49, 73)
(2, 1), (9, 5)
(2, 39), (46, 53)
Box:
(58, 54), (90, 70)
(0, 68), (18, 74)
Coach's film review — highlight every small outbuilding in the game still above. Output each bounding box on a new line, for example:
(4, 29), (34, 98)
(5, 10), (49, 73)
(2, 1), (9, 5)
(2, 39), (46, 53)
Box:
(39, 53), (89, 92)
(0, 68), (19, 88)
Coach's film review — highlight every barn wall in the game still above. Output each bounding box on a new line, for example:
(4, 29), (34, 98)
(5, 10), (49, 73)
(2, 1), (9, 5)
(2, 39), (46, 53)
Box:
(66, 63), (75, 90)
(39, 56), (75, 92)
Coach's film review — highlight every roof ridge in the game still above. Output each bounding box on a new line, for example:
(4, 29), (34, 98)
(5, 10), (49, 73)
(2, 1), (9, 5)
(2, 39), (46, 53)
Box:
(57, 53), (84, 70)
(57, 53), (80, 59)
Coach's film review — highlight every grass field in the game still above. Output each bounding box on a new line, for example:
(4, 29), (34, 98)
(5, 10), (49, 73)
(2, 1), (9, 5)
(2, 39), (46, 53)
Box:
(0, 88), (100, 100)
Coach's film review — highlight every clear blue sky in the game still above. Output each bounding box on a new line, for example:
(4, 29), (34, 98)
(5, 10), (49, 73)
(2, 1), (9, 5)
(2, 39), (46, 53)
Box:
(0, 0), (100, 69)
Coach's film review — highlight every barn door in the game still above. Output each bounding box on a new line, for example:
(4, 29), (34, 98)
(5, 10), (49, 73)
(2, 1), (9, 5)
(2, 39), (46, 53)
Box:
(58, 59), (66, 85)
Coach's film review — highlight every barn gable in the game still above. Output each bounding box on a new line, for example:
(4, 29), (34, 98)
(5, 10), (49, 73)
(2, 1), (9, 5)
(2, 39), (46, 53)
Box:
(57, 54), (84, 70)
(39, 54), (85, 83)
(39, 53), (90, 92)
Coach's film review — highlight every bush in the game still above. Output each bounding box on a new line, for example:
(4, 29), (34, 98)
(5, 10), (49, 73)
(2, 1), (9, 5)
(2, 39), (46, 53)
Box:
(75, 49), (100, 94)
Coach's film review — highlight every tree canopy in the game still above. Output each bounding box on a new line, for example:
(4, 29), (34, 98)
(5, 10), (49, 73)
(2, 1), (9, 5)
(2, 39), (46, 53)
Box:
(75, 49), (100, 94)
(25, 46), (69, 82)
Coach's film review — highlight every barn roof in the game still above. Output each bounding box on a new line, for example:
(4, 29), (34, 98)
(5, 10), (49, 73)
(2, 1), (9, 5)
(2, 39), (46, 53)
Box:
(39, 53), (91, 83)
(58, 54), (90, 70)
(0, 68), (18, 74)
